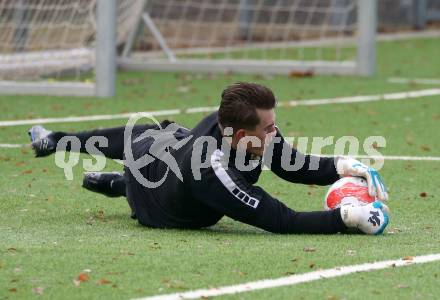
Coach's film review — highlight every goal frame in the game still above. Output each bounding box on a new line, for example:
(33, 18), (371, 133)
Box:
(119, 0), (377, 77)
(0, 0), (117, 98)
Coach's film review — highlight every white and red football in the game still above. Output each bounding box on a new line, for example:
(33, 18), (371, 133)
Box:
(324, 176), (375, 211)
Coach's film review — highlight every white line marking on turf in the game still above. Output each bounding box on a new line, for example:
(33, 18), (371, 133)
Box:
(353, 155), (440, 161)
(134, 254), (440, 300)
(317, 154), (440, 162)
(1, 89), (439, 127)
(0, 143), (28, 148)
(256, 155), (440, 170)
(0, 142), (439, 163)
(388, 78), (440, 85)
(285, 88), (440, 106)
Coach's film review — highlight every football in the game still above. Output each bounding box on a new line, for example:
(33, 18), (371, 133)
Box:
(324, 176), (376, 211)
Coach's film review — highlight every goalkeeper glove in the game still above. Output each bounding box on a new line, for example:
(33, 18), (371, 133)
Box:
(336, 156), (388, 201)
(340, 201), (390, 235)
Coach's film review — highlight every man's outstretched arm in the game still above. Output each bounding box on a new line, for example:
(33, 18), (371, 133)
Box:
(190, 149), (347, 234)
(265, 130), (388, 201)
(265, 130), (340, 186)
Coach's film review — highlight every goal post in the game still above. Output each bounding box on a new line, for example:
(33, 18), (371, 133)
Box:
(0, 0), (378, 98)
(0, 0), (143, 98)
(119, 0), (377, 76)
(96, 0), (117, 98)
(357, 0), (377, 76)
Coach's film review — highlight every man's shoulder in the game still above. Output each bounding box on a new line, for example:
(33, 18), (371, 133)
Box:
(190, 111), (219, 136)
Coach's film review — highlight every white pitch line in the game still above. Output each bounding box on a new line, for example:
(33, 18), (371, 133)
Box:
(0, 146), (439, 163)
(316, 154), (440, 162)
(134, 253), (440, 300)
(1, 89), (440, 128)
(256, 154), (440, 170)
(0, 109), (184, 128)
(388, 78), (440, 85)
(0, 143), (28, 148)
(286, 88), (440, 106)
(0, 144), (439, 163)
(353, 155), (440, 161)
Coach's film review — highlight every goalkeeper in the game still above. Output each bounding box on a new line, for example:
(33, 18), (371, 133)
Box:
(29, 82), (389, 235)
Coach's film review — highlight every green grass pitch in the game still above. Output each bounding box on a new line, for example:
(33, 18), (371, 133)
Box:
(0, 37), (439, 299)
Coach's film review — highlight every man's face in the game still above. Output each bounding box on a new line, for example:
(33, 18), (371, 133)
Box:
(238, 109), (276, 157)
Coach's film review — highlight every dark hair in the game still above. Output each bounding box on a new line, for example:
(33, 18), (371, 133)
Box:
(218, 82), (276, 131)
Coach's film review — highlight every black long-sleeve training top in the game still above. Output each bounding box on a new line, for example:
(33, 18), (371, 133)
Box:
(124, 112), (343, 234)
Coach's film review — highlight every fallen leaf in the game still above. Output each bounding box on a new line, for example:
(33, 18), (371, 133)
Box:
(162, 279), (186, 289)
(177, 86), (190, 93)
(9, 288), (17, 293)
(32, 287), (44, 295)
(50, 104), (63, 112)
(106, 271), (122, 275)
(419, 192), (428, 198)
(83, 103), (93, 110)
(22, 170), (33, 174)
(7, 247), (17, 251)
(405, 136), (414, 146)
(96, 210), (105, 221)
(366, 109), (378, 116)
(371, 142), (382, 149)
(150, 242), (161, 250)
(96, 278), (112, 285)
(233, 269), (247, 276)
(77, 272), (89, 282)
(303, 247), (316, 252)
(288, 70), (314, 78)
(122, 78), (144, 86)
(403, 256), (414, 261)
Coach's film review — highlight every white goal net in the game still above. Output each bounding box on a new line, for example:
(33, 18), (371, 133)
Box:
(121, 0), (376, 76)
(0, 0), (144, 96)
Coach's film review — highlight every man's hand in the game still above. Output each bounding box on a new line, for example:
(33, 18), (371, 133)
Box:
(336, 157), (388, 201)
(340, 201), (390, 235)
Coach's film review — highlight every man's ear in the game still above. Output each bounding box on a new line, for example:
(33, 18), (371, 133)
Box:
(234, 129), (247, 141)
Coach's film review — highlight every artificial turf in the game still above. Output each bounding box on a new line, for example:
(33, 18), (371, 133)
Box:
(0, 37), (439, 299)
